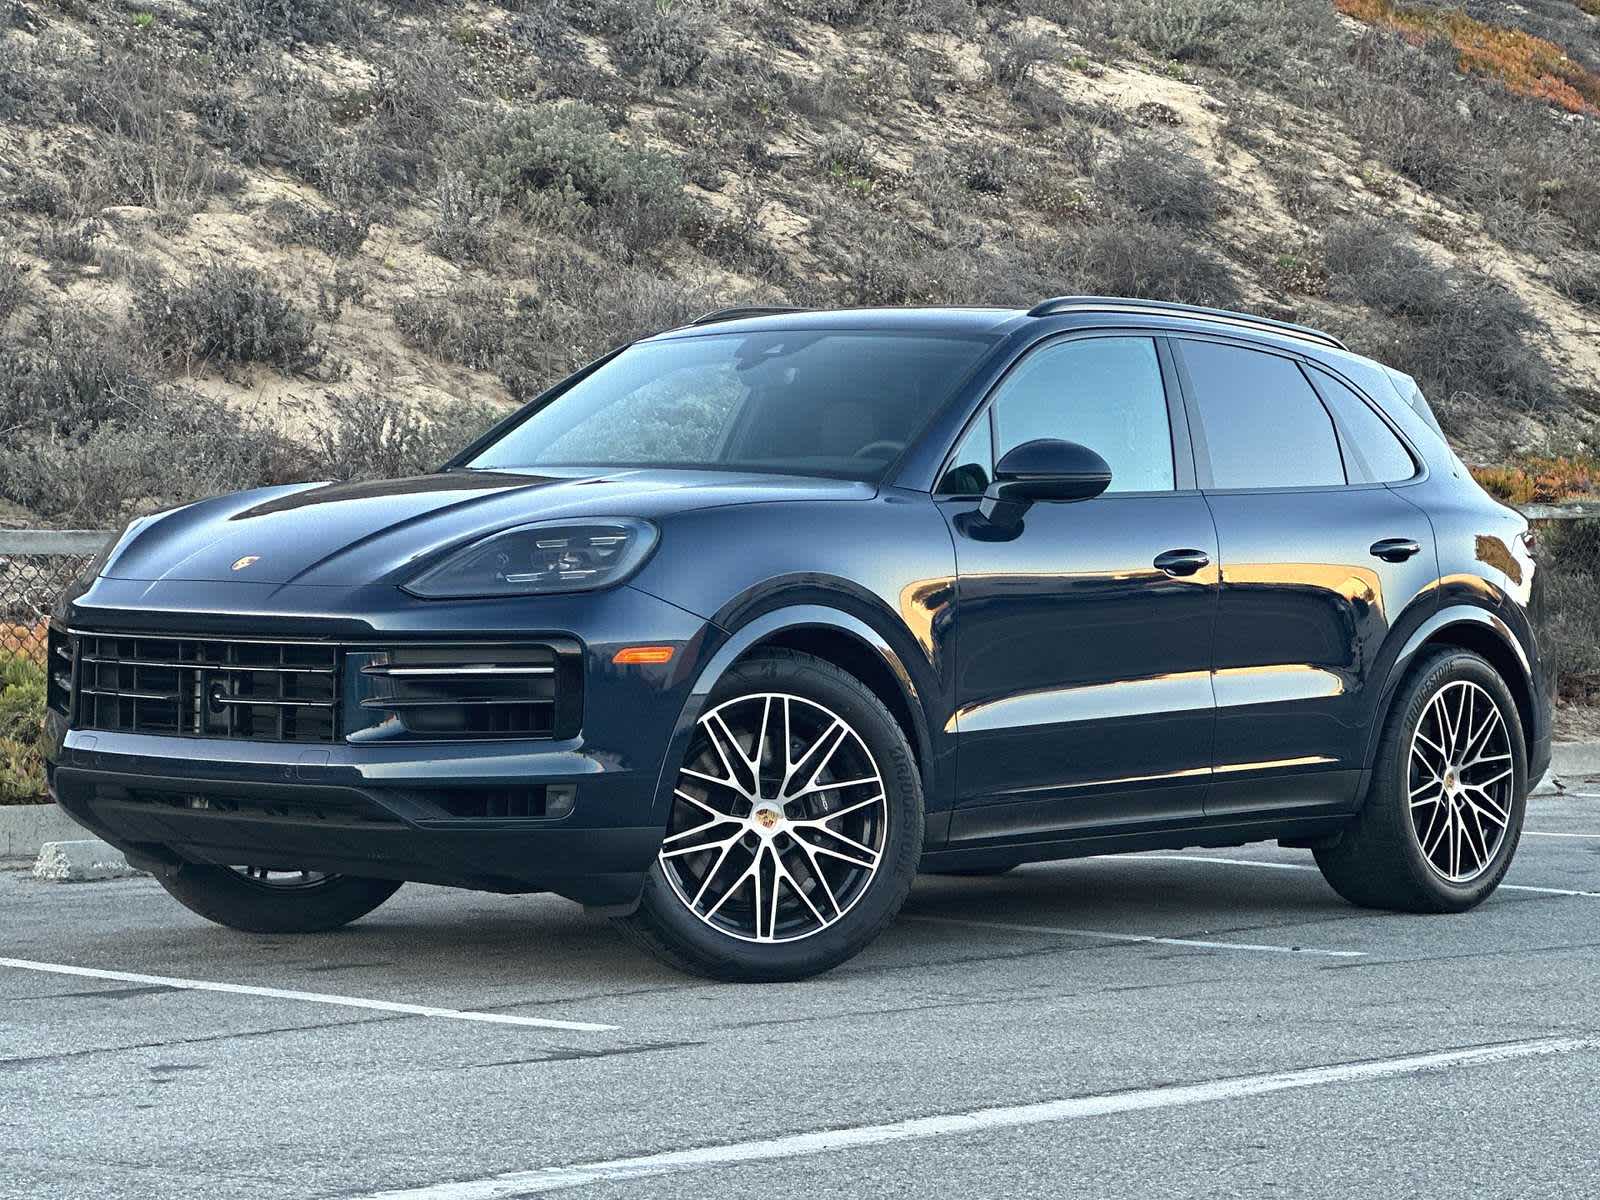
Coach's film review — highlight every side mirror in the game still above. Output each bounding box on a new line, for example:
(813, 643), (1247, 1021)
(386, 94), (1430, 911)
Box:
(978, 439), (1112, 526)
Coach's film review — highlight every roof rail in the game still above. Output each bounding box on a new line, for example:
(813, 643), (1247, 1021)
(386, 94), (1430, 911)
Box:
(1026, 296), (1347, 351)
(689, 306), (811, 327)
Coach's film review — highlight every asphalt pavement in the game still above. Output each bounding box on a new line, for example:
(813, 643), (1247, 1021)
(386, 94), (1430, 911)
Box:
(3, 790), (1598, 1199)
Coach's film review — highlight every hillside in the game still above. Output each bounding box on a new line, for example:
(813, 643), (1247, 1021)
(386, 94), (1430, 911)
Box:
(3, 0), (1600, 528)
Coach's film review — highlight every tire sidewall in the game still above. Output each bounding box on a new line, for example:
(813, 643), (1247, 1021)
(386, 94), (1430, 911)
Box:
(637, 654), (923, 980)
(1386, 651), (1528, 906)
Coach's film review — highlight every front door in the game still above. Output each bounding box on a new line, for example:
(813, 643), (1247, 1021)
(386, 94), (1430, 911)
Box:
(937, 334), (1220, 845)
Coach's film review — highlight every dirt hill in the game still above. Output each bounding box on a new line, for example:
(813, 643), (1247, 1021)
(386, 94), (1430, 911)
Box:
(3, 0), (1600, 527)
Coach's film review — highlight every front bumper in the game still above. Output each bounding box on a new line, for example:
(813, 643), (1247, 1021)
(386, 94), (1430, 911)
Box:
(50, 735), (662, 905)
(47, 579), (722, 906)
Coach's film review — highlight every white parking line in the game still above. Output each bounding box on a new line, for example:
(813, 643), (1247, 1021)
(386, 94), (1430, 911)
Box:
(354, 1036), (1596, 1199)
(0, 958), (617, 1032)
(1115, 855), (1600, 898)
(905, 914), (1364, 957)
(1525, 830), (1600, 840)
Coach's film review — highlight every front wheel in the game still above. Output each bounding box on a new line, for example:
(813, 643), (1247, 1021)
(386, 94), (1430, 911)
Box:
(616, 650), (923, 982)
(157, 864), (402, 933)
(1315, 649), (1527, 913)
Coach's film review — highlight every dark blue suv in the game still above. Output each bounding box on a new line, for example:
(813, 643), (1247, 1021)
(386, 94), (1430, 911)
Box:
(45, 298), (1552, 980)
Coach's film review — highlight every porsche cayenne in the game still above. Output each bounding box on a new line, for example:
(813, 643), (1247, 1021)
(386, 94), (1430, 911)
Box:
(45, 297), (1552, 980)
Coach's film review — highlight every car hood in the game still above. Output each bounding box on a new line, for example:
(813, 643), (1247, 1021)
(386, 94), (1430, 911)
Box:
(103, 468), (874, 586)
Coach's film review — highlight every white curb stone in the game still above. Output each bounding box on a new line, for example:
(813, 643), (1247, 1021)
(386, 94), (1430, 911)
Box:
(32, 839), (146, 883)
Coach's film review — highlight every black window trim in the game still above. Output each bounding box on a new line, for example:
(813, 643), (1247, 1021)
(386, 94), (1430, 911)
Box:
(1169, 332), (1384, 496)
(932, 327), (1199, 499)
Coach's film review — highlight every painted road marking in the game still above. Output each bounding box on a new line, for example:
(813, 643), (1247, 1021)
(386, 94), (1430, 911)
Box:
(1525, 830), (1600, 840)
(0, 958), (617, 1032)
(905, 914), (1364, 957)
(352, 1036), (1596, 1199)
(1114, 854), (1600, 898)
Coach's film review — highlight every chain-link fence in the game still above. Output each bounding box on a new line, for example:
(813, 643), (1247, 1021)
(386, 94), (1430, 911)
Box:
(0, 531), (111, 663)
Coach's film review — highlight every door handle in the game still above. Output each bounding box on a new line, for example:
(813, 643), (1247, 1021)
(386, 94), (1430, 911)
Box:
(1370, 537), (1421, 563)
(1153, 548), (1211, 577)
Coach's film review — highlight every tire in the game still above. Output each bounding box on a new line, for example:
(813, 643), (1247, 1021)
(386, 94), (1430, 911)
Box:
(157, 865), (402, 934)
(1315, 649), (1527, 913)
(616, 649), (924, 982)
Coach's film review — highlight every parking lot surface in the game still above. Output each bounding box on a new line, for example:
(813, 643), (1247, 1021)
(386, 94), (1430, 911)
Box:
(4, 791), (1598, 1199)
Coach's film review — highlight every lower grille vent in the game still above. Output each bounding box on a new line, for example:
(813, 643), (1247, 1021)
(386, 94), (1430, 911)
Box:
(119, 788), (401, 825)
(428, 787), (549, 820)
(354, 644), (578, 742)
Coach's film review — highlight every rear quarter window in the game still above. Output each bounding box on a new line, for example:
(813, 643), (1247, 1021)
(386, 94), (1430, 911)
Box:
(1309, 367), (1417, 483)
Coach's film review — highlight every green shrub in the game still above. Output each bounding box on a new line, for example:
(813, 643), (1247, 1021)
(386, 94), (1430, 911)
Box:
(614, 8), (710, 89)
(427, 170), (502, 264)
(0, 311), (160, 440)
(393, 283), (513, 371)
(456, 102), (686, 252)
(135, 263), (319, 370)
(0, 394), (307, 525)
(310, 391), (502, 481)
(983, 28), (1055, 87)
(271, 203), (371, 258)
(1551, 255), (1600, 309)
(1097, 137), (1217, 228)
(0, 651), (47, 805)
(1067, 217), (1241, 307)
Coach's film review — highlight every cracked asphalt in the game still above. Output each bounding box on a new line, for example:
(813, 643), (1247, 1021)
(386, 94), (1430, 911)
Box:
(3, 790), (1598, 1199)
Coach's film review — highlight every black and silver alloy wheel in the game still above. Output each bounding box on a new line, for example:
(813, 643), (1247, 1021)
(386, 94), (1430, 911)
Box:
(1315, 648), (1526, 914)
(1407, 680), (1514, 884)
(660, 693), (888, 943)
(619, 649), (923, 982)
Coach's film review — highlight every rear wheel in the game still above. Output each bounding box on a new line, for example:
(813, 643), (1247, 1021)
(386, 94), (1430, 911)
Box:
(617, 650), (923, 981)
(157, 864), (402, 933)
(1315, 649), (1526, 913)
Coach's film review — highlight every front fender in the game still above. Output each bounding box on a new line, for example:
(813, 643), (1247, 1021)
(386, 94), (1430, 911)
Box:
(644, 603), (940, 840)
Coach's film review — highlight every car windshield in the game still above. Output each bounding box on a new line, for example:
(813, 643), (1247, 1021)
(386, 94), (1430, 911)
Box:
(465, 330), (997, 482)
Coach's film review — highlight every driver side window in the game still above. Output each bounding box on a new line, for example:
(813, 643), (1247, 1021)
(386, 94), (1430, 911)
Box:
(991, 337), (1175, 494)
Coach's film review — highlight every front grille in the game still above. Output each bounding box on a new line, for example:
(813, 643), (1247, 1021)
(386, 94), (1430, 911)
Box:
(73, 634), (339, 743)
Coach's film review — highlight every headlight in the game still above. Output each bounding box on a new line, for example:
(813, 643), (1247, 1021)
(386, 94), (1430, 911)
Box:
(403, 518), (659, 599)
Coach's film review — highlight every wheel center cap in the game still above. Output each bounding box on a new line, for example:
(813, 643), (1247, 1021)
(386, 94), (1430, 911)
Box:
(1444, 769), (1458, 791)
(754, 805), (783, 831)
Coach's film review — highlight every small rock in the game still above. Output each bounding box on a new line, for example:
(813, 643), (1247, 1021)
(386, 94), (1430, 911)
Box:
(98, 205), (158, 226)
(33, 839), (146, 882)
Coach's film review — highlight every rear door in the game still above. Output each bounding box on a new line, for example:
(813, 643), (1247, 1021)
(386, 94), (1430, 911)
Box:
(938, 333), (1220, 843)
(1172, 336), (1437, 818)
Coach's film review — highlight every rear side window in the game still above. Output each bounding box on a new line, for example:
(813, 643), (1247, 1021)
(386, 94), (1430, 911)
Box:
(1309, 367), (1416, 483)
(1179, 340), (1345, 489)
(989, 336), (1175, 493)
